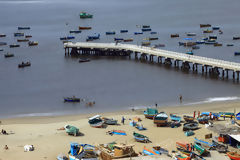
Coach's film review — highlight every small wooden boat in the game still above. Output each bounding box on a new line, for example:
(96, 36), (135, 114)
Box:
(17, 39), (29, 42)
(120, 30), (128, 33)
(197, 116), (209, 124)
(0, 42), (7, 46)
(79, 26), (92, 30)
(212, 140), (228, 153)
(123, 38), (133, 42)
(236, 112), (240, 120)
(227, 152), (240, 160)
(212, 26), (220, 30)
(192, 46), (200, 50)
(9, 44), (20, 48)
(114, 38), (123, 41)
(235, 52), (240, 56)
(176, 141), (192, 152)
(133, 132), (150, 143)
(134, 32), (143, 35)
(183, 122), (198, 131)
(60, 37), (67, 40)
(107, 130), (126, 135)
(142, 28), (151, 32)
(176, 154), (191, 160)
(149, 37), (158, 40)
(28, 41), (38, 46)
(0, 48), (3, 51)
(14, 32), (24, 37)
(164, 58), (172, 66)
(152, 146), (169, 156)
(79, 12), (93, 18)
(153, 112), (168, 126)
(194, 137), (215, 150)
(170, 114), (181, 121)
(0, 34), (6, 37)
(186, 51), (193, 55)
(87, 34), (100, 40)
(214, 43), (222, 47)
(153, 44), (165, 48)
(184, 130), (194, 136)
(183, 115), (194, 122)
(66, 36), (75, 39)
(106, 31), (116, 35)
(209, 35), (217, 39)
(4, 53), (14, 58)
(64, 125), (79, 136)
(227, 44), (234, 47)
(102, 117), (118, 125)
(205, 40), (217, 45)
(79, 58), (90, 63)
(18, 27), (30, 30)
(150, 32), (157, 34)
(176, 147), (191, 156)
(200, 24), (211, 28)
(196, 40), (205, 44)
(144, 108), (158, 119)
(142, 25), (150, 28)
(194, 142), (209, 156)
(203, 29), (213, 33)
(64, 96), (80, 102)
(141, 42), (151, 46)
(142, 146), (159, 156)
(69, 30), (81, 34)
(88, 115), (104, 128)
(18, 62), (31, 68)
(171, 34), (179, 38)
(57, 154), (68, 160)
(25, 35), (32, 38)
(186, 32), (196, 36)
(233, 36), (240, 40)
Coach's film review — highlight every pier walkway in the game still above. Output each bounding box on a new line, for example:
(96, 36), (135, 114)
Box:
(64, 42), (240, 80)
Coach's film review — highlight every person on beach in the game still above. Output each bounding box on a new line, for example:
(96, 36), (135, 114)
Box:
(121, 116), (125, 125)
(155, 103), (157, 108)
(4, 145), (8, 150)
(179, 95), (182, 103)
(191, 143), (194, 151)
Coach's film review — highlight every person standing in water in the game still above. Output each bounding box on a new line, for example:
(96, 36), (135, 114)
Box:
(179, 94), (183, 103)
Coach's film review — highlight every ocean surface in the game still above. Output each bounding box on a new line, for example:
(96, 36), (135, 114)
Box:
(1, 0), (240, 118)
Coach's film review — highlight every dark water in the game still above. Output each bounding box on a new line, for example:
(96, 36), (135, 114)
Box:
(1, 0), (240, 118)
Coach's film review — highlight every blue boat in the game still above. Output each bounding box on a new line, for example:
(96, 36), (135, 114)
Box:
(18, 27), (30, 30)
(69, 30), (81, 34)
(60, 37), (67, 40)
(134, 31), (143, 35)
(87, 33), (100, 40)
(142, 147), (159, 156)
(114, 38), (123, 41)
(196, 40), (205, 44)
(64, 96), (80, 102)
(14, 33), (24, 37)
(236, 112), (240, 120)
(235, 52), (240, 56)
(179, 42), (185, 46)
(67, 36), (75, 39)
(142, 28), (151, 32)
(150, 32), (157, 34)
(0, 42), (7, 46)
(194, 137), (216, 150)
(133, 132), (150, 143)
(212, 26), (220, 30)
(69, 143), (98, 160)
(202, 37), (208, 41)
(106, 31), (116, 35)
(186, 51), (193, 55)
(120, 30), (128, 33)
(144, 108), (158, 119)
(170, 114), (181, 121)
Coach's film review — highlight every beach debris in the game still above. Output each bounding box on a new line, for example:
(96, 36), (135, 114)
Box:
(24, 145), (34, 152)
(4, 145), (8, 150)
(106, 130), (126, 136)
(64, 125), (79, 136)
(57, 154), (68, 160)
(1, 129), (8, 135)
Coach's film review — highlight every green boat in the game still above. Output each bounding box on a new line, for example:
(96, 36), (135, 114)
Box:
(80, 12), (93, 18)
(64, 125), (79, 136)
(194, 142), (209, 156)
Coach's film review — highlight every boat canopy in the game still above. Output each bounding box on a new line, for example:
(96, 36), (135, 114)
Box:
(145, 108), (158, 115)
(89, 115), (101, 120)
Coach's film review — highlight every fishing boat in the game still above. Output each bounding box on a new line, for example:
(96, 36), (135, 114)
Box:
(57, 154), (68, 160)
(88, 115), (104, 128)
(186, 51), (193, 55)
(194, 137), (215, 150)
(64, 96), (80, 102)
(66, 36), (75, 39)
(141, 42), (151, 46)
(134, 32), (143, 35)
(79, 12), (93, 18)
(0, 42), (7, 46)
(176, 147), (191, 156)
(123, 38), (133, 42)
(227, 152), (240, 160)
(133, 132), (150, 143)
(87, 33), (100, 40)
(203, 29), (213, 33)
(209, 35), (217, 39)
(194, 142), (209, 156)
(153, 44), (165, 48)
(9, 44), (20, 48)
(200, 24), (211, 28)
(183, 115), (194, 122)
(102, 117), (118, 125)
(227, 44), (234, 47)
(152, 146), (169, 156)
(205, 40), (217, 45)
(17, 39), (29, 42)
(120, 30), (128, 33)
(176, 141), (192, 152)
(235, 52), (240, 56)
(212, 140), (228, 153)
(153, 112), (168, 127)
(25, 35), (32, 38)
(233, 36), (240, 40)
(60, 37), (67, 40)
(69, 143), (98, 160)
(212, 26), (220, 30)
(142, 146), (159, 156)
(196, 40), (205, 44)
(176, 154), (191, 160)
(4, 53), (14, 58)
(192, 46), (200, 50)
(69, 30), (81, 34)
(170, 114), (181, 121)
(184, 130), (194, 136)
(14, 32), (24, 37)
(164, 58), (172, 66)
(144, 108), (158, 119)
(236, 112), (240, 120)
(150, 32), (157, 34)
(186, 32), (196, 36)
(0, 34), (6, 37)
(28, 41), (38, 46)
(142, 28), (151, 32)
(214, 43), (222, 47)
(197, 116), (209, 124)
(114, 38), (123, 41)
(219, 112), (235, 118)
(142, 25), (150, 28)
(106, 31), (116, 35)
(183, 122), (198, 131)
(64, 125), (79, 136)
(149, 37), (158, 40)
(18, 61), (31, 68)
(0, 48), (3, 51)
(171, 34), (179, 38)
(79, 26), (92, 30)
(79, 58), (90, 63)
(18, 27), (30, 30)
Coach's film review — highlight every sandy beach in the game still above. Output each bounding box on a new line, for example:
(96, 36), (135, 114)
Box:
(0, 101), (240, 160)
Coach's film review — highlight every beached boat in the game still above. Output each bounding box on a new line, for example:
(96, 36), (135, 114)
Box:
(194, 137), (215, 150)
(236, 112), (240, 120)
(203, 29), (213, 33)
(107, 130), (126, 135)
(57, 154), (68, 160)
(219, 112), (235, 118)
(153, 112), (168, 126)
(14, 32), (24, 37)
(18, 27), (30, 30)
(79, 26), (92, 30)
(176, 154), (191, 160)
(153, 44), (165, 48)
(184, 130), (194, 136)
(212, 140), (228, 153)
(134, 32), (143, 35)
(235, 52), (240, 56)
(106, 31), (116, 35)
(69, 30), (81, 34)
(79, 12), (93, 18)
(17, 39), (29, 42)
(64, 96), (80, 102)
(123, 38), (133, 42)
(197, 116), (209, 124)
(233, 36), (240, 40)
(214, 43), (222, 47)
(170, 114), (181, 121)
(133, 132), (150, 143)
(152, 146), (169, 156)
(9, 44), (20, 48)
(99, 142), (137, 159)
(0, 42), (7, 46)
(142, 28), (151, 32)
(120, 30), (128, 33)
(176, 141), (192, 151)
(176, 147), (191, 156)
(194, 142), (209, 156)
(88, 115), (104, 128)
(102, 117), (118, 125)
(183, 122), (198, 131)
(200, 24), (211, 28)
(4, 53), (14, 58)
(150, 32), (157, 34)
(0, 34), (6, 37)
(25, 35), (32, 38)
(69, 143), (98, 160)
(171, 34), (179, 38)
(87, 34), (100, 40)
(64, 125), (79, 136)
(144, 108), (158, 119)
(183, 115), (194, 122)
(18, 62), (31, 68)
(79, 58), (90, 63)
(141, 42), (151, 46)
(28, 41), (38, 46)
(142, 146), (159, 156)
(227, 152), (240, 160)
(186, 32), (196, 36)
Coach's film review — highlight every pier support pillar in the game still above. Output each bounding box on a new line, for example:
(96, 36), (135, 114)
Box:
(205, 65), (208, 74)
(158, 56), (162, 63)
(193, 64), (195, 71)
(222, 70), (225, 78)
(226, 70), (229, 79)
(202, 66), (204, 74)
(237, 71), (239, 81)
(174, 60), (177, 67)
(233, 71), (235, 80)
(195, 64), (198, 72)
(135, 52), (138, 59)
(65, 48), (67, 56)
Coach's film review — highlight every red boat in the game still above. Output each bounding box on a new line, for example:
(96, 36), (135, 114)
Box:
(176, 154), (191, 160)
(176, 141), (192, 152)
(227, 152), (240, 160)
(79, 26), (92, 30)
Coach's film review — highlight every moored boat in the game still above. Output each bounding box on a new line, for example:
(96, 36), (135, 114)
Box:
(141, 42), (151, 46)
(87, 33), (100, 40)
(209, 35), (217, 39)
(226, 152), (240, 160)
(233, 36), (240, 40)
(79, 26), (92, 30)
(153, 112), (168, 126)
(4, 53), (14, 58)
(79, 12), (93, 18)
(123, 38), (133, 42)
(69, 30), (81, 34)
(142, 28), (151, 32)
(183, 122), (198, 131)
(203, 29), (213, 33)
(227, 44), (234, 47)
(235, 52), (240, 56)
(88, 115), (104, 128)
(205, 40), (217, 45)
(0, 48), (3, 51)
(114, 38), (123, 41)
(153, 44), (165, 48)
(18, 61), (31, 68)
(149, 37), (158, 40)
(79, 58), (90, 63)
(120, 30), (128, 33)
(212, 26), (220, 30)
(64, 96), (80, 102)
(25, 35), (32, 38)
(214, 43), (222, 47)
(134, 32), (143, 35)
(14, 32), (24, 37)
(18, 26), (30, 30)
(133, 132), (150, 143)
(186, 32), (196, 36)
(200, 24), (211, 28)
(194, 142), (209, 156)
(106, 31), (116, 35)
(186, 51), (193, 55)
(144, 108), (158, 119)
(28, 41), (38, 46)
(0, 42), (7, 46)
(9, 44), (20, 48)
(171, 34), (179, 38)
(0, 34), (6, 37)
(17, 39), (29, 42)
(142, 25), (150, 28)
(150, 31), (157, 34)
(183, 115), (194, 122)
(192, 46), (200, 50)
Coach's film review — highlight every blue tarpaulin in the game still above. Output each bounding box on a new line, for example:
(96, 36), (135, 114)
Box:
(184, 38), (193, 40)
